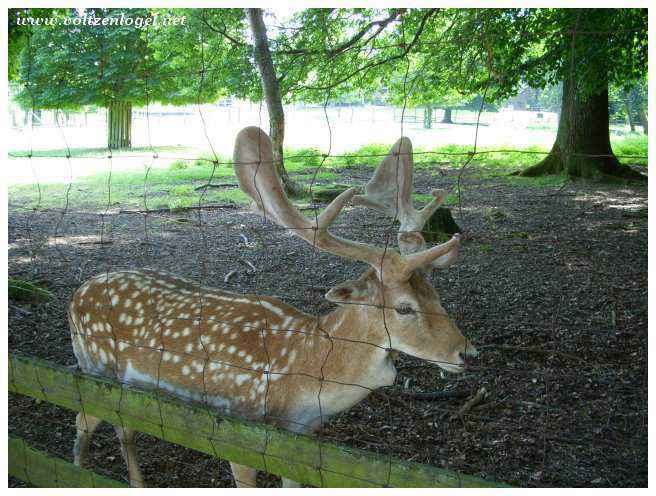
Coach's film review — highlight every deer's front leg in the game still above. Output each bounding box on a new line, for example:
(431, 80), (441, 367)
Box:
(230, 462), (257, 488)
(73, 412), (102, 467)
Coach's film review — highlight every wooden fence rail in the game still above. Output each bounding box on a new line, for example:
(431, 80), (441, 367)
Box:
(8, 353), (509, 488)
(8, 436), (127, 488)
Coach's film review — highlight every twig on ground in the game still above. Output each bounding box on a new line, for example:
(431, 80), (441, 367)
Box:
(517, 400), (558, 411)
(119, 204), (239, 215)
(450, 387), (489, 421)
(10, 305), (32, 317)
(224, 269), (239, 283)
(483, 344), (584, 362)
(76, 240), (114, 245)
(402, 390), (471, 401)
(194, 182), (237, 191)
(239, 259), (257, 272)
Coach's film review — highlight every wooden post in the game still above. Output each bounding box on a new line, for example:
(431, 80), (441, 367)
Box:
(8, 353), (509, 488)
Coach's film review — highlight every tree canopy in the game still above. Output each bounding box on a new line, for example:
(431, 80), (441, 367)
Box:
(10, 7), (647, 176)
(14, 8), (224, 110)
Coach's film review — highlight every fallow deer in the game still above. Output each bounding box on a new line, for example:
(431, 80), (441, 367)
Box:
(68, 126), (476, 488)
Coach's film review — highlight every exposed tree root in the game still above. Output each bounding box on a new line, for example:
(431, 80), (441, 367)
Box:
(512, 151), (647, 183)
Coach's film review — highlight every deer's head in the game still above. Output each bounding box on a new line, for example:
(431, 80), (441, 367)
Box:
(234, 127), (476, 373)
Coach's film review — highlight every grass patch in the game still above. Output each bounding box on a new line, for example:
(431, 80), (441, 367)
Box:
(8, 278), (53, 303)
(503, 174), (567, 188)
(321, 142), (552, 175)
(8, 163), (245, 211)
(293, 170), (342, 184)
(9, 135), (646, 211)
(333, 144), (391, 167)
(9, 145), (190, 159)
(612, 134), (648, 166)
(285, 147), (324, 170)
(168, 152), (231, 170)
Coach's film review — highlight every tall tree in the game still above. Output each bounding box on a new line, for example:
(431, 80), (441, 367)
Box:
(515, 9), (647, 179)
(14, 8), (222, 149)
(153, 8), (438, 194)
(246, 9), (298, 194)
(389, 8), (647, 180)
(625, 79), (648, 135)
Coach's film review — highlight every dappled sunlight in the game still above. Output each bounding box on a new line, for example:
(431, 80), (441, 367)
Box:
(572, 190), (648, 212)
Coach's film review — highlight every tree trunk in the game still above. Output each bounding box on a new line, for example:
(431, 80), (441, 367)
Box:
(246, 8), (300, 196)
(441, 107), (453, 124)
(107, 101), (132, 149)
(517, 69), (644, 181)
(623, 91), (635, 132)
(422, 208), (461, 244)
(423, 106), (432, 129)
(636, 102), (648, 135)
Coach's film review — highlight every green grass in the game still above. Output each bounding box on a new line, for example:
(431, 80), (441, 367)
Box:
(8, 134), (647, 211)
(8, 163), (242, 211)
(503, 174), (567, 188)
(285, 147), (324, 170)
(612, 134), (648, 166)
(8, 145), (189, 159)
(316, 141), (553, 176)
(8, 278), (53, 303)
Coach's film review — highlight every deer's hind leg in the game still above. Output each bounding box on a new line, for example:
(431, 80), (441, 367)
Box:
(114, 425), (145, 488)
(73, 412), (103, 468)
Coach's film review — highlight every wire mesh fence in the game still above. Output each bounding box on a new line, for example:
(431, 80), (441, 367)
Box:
(7, 8), (648, 488)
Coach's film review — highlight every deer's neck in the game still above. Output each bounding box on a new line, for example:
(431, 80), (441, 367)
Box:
(318, 304), (397, 390)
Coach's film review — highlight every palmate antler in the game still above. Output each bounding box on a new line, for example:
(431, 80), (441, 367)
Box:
(352, 137), (460, 269)
(233, 127), (460, 280)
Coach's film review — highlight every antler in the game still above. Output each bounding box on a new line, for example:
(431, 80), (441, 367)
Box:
(352, 137), (460, 269)
(233, 127), (457, 278)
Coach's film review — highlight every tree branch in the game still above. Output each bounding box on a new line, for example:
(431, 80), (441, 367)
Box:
(291, 9), (438, 93)
(278, 9), (404, 58)
(201, 17), (248, 48)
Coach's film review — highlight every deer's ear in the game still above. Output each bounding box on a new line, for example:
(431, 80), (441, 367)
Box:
(325, 279), (371, 304)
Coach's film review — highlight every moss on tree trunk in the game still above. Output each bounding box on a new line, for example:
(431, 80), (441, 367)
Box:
(623, 91), (635, 132)
(422, 207), (461, 244)
(636, 103), (648, 135)
(423, 106), (433, 129)
(107, 101), (132, 149)
(311, 184), (351, 203)
(516, 70), (645, 182)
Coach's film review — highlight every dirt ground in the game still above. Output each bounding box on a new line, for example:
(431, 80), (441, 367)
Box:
(8, 164), (648, 488)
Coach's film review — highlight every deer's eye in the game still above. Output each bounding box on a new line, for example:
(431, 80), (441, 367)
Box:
(395, 304), (416, 315)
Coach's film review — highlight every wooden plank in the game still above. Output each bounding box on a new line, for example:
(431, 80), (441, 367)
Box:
(8, 353), (509, 488)
(8, 436), (127, 488)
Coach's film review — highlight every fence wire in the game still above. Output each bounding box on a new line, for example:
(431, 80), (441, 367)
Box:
(7, 8), (648, 489)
